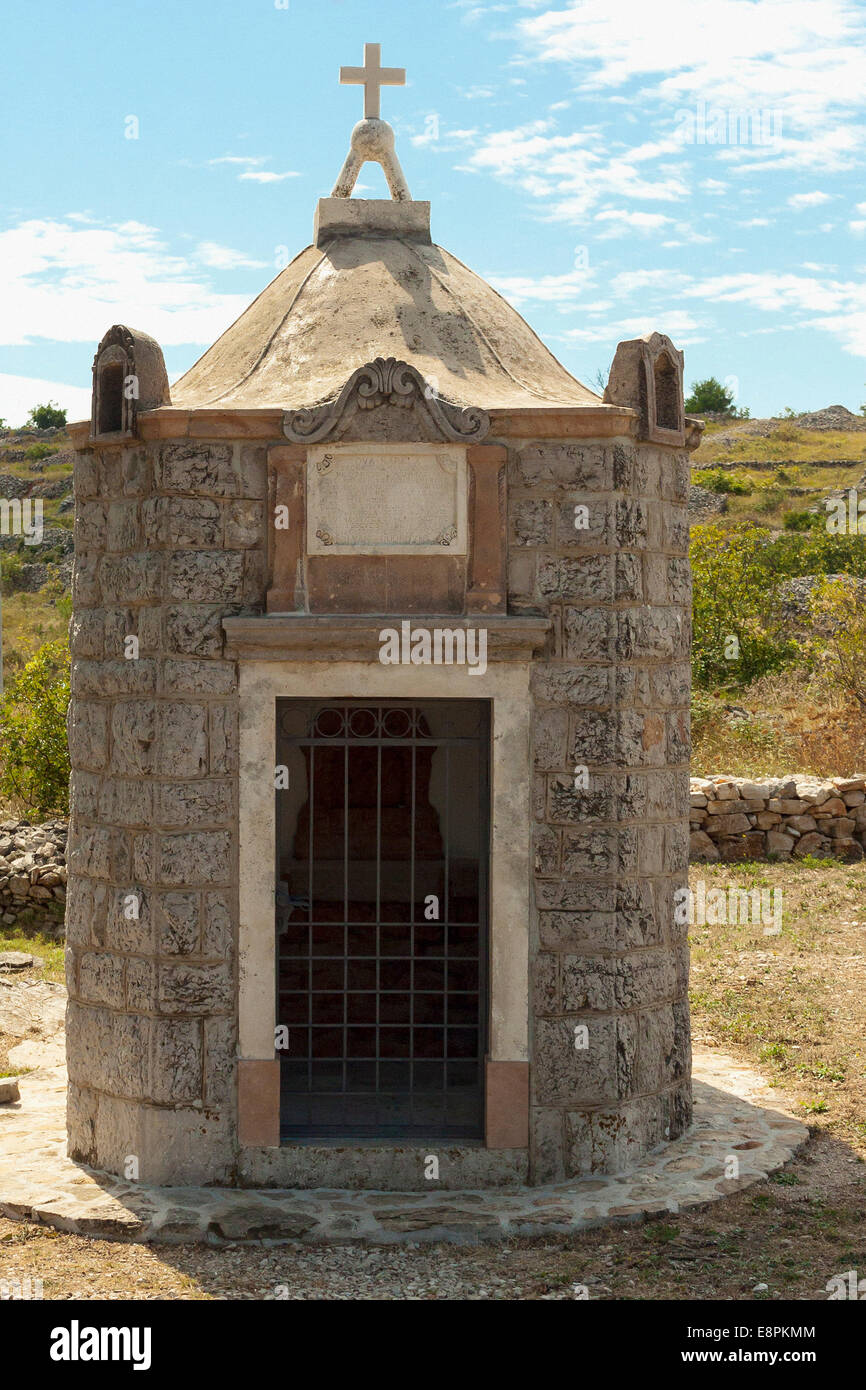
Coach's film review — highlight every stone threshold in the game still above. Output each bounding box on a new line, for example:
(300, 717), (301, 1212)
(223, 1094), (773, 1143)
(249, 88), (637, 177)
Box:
(222, 614), (551, 662)
(0, 1050), (806, 1245)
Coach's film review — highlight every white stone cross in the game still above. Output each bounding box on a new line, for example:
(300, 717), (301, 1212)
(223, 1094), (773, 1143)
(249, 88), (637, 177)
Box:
(340, 42), (405, 120)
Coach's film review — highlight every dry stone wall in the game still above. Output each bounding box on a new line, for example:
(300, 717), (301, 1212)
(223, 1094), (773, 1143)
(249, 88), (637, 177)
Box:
(66, 440), (267, 1184)
(0, 820), (67, 927)
(505, 434), (693, 1181)
(691, 775), (866, 861)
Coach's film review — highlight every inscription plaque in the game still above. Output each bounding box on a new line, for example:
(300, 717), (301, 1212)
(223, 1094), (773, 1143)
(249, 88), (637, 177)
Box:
(306, 442), (467, 556)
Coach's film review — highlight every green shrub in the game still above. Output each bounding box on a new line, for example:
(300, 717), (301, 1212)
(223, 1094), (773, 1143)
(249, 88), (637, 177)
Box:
(0, 551), (27, 584)
(26, 402), (66, 430)
(0, 639), (70, 815)
(783, 509), (823, 532)
(690, 516), (866, 691)
(24, 442), (58, 462)
(692, 468), (751, 495)
(690, 523), (798, 688)
(766, 527), (866, 578)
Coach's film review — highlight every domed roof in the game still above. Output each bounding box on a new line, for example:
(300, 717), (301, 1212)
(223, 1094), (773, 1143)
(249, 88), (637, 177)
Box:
(171, 200), (599, 413)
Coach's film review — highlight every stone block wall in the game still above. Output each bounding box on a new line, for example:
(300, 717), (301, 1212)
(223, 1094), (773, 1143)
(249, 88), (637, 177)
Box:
(691, 775), (866, 862)
(66, 440), (267, 1184)
(504, 435), (693, 1180)
(66, 426), (694, 1187)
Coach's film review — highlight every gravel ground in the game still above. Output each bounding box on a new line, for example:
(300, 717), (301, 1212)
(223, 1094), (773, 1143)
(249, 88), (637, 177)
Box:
(1, 1127), (863, 1301)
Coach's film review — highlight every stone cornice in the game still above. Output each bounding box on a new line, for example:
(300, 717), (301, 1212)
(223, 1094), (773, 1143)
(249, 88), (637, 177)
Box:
(222, 614), (551, 662)
(68, 403), (645, 448)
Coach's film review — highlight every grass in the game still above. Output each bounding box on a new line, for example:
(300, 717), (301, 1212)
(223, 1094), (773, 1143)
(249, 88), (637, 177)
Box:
(688, 858), (866, 1148)
(0, 927), (65, 982)
(0, 587), (71, 681)
(691, 460), (865, 529)
(694, 423), (866, 466)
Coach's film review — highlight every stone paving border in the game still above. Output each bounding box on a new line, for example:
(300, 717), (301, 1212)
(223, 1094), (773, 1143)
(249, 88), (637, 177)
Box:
(0, 1049), (807, 1245)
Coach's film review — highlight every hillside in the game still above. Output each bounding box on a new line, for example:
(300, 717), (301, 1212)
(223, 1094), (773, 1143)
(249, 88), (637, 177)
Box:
(0, 427), (74, 682)
(690, 406), (866, 531)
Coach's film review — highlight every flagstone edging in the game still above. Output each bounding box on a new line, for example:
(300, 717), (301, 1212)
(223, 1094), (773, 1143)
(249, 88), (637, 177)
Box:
(0, 1049), (807, 1245)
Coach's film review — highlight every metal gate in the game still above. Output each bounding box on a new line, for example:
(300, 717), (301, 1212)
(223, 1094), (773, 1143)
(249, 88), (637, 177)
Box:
(275, 699), (490, 1141)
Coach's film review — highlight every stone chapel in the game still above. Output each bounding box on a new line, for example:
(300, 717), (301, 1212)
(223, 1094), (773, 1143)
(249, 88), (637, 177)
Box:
(65, 45), (700, 1189)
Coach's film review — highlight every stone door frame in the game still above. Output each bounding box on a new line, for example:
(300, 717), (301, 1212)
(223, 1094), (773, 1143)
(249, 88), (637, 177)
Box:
(235, 659), (532, 1155)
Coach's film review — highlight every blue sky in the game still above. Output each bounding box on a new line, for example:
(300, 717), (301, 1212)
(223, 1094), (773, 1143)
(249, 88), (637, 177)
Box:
(2, 0), (865, 424)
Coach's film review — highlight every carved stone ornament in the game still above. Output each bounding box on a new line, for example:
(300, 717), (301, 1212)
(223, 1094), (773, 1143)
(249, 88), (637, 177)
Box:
(283, 357), (490, 445)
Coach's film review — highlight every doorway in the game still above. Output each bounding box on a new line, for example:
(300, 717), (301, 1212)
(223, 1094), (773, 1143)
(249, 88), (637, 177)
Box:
(275, 699), (490, 1141)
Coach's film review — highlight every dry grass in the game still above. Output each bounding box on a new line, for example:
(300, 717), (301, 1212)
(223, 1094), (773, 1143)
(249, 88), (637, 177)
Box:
(689, 859), (866, 1151)
(0, 943), (63, 1077)
(692, 669), (866, 779)
(691, 460), (865, 529)
(0, 588), (70, 681)
(695, 423), (866, 466)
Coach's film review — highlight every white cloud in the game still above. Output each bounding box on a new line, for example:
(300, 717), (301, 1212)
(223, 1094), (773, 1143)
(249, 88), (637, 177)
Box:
(609, 268), (679, 296)
(808, 310), (866, 354)
(598, 260), (866, 360)
(516, 1), (866, 172)
(0, 372), (92, 428)
(195, 241), (268, 270)
(239, 170), (300, 183)
(208, 155), (268, 168)
(485, 266), (596, 305)
(0, 217), (255, 348)
(594, 209), (674, 234)
(458, 119), (689, 223)
(411, 124), (478, 149)
(558, 308), (705, 346)
(208, 155), (300, 183)
(680, 268), (866, 355)
(788, 191), (832, 208)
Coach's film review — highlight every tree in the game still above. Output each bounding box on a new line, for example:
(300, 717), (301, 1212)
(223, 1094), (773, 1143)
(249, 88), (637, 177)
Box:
(26, 400), (67, 429)
(590, 363), (611, 395)
(0, 640), (70, 815)
(685, 377), (737, 416)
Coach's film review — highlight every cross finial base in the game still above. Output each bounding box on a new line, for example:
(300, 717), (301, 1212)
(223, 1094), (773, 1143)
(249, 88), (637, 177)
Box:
(331, 118), (411, 201)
